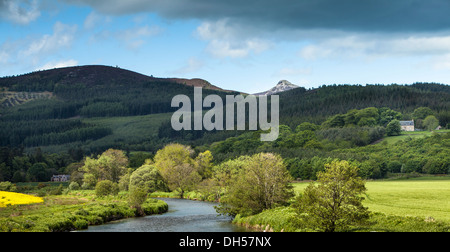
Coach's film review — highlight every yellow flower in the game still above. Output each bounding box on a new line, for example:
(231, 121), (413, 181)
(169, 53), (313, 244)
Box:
(0, 191), (44, 207)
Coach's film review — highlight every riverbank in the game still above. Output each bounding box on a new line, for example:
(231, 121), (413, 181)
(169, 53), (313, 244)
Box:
(0, 190), (168, 232)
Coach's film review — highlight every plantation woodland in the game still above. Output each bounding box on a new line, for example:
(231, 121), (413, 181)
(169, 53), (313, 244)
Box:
(1, 65), (449, 232)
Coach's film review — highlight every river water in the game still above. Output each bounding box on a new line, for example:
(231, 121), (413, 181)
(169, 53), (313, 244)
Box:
(81, 198), (251, 232)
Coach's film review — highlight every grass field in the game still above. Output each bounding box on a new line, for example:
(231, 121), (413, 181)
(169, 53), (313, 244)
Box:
(381, 129), (450, 145)
(292, 176), (450, 222)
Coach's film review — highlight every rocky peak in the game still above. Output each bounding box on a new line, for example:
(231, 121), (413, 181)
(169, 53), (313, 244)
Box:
(254, 80), (299, 96)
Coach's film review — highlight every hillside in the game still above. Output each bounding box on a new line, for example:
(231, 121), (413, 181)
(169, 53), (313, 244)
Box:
(0, 65), (449, 155)
(0, 65), (240, 153)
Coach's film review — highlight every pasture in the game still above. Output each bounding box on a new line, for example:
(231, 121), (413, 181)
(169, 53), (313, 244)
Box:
(292, 176), (450, 222)
(381, 129), (450, 145)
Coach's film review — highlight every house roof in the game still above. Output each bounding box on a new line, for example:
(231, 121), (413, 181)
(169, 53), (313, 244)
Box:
(399, 120), (414, 126)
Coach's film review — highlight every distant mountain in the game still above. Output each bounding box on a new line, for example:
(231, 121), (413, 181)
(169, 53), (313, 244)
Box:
(254, 80), (300, 96)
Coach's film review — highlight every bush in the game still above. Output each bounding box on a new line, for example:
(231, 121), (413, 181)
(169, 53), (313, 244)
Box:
(68, 182), (80, 190)
(95, 180), (119, 197)
(49, 184), (64, 195)
(387, 161), (402, 173)
(0, 181), (17, 192)
(128, 187), (148, 216)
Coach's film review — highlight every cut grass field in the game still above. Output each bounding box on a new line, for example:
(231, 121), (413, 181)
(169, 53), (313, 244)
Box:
(292, 176), (450, 222)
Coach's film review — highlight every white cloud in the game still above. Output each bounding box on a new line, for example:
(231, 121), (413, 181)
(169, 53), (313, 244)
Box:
(196, 19), (271, 58)
(0, 21), (77, 75)
(20, 21), (77, 59)
(83, 11), (112, 30)
(277, 67), (312, 76)
(119, 25), (163, 50)
(88, 24), (162, 50)
(37, 59), (78, 71)
(0, 0), (41, 25)
(84, 11), (100, 29)
(172, 57), (204, 75)
(299, 33), (450, 61)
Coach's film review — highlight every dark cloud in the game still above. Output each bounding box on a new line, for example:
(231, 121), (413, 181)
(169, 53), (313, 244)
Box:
(0, 0), (41, 24)
(64, 0), (450, 33)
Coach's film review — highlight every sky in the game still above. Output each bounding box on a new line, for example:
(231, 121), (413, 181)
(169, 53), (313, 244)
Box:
(1, 0), (450, 94)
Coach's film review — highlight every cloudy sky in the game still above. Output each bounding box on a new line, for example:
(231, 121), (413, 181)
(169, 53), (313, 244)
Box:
(1, 0), (450, 93)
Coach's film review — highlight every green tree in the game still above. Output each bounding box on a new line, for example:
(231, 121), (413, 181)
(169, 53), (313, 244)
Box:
(212, 155), (251, 188)
(413, 107), (434, 120)
(295, 122), (319, 132)
(295, 160), (369, 232)
(129, 164), (167, 194)
(153, 143), (194, 176)
(217, 153), (294, 217)
(423, 115), (439, 131)
(165, 163), (201, 198)
(379, 107), (402, 126)
(27, 162), (49, 182)
(95, 180), (119, 197)
(413, 107), (434, 129)
(386, 119), (401, 136)
(80, 149), (128, 187)
(195, 150), (213, 179)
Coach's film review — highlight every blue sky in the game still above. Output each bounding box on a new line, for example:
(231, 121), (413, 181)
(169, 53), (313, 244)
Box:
(1, 0), (450, 94)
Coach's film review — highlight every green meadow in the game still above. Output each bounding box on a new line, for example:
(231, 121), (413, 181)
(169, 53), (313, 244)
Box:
(381, 129), (450, 145)
(292, 176), (450, 222)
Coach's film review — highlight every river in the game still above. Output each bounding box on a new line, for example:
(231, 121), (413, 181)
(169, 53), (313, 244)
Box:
(80, 198), (251, 232)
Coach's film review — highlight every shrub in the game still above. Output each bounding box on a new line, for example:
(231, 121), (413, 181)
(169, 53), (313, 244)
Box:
(387, 160), (402, 173)
(128, 187), (148, 216)
(68, 182), (80, 191)
(0, 181), (17, 192)
(95, 180), (119, 197)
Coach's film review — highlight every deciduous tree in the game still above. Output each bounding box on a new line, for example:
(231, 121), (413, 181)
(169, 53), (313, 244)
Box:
(295, 160), (369, 232)
(217, 153), (294, 217)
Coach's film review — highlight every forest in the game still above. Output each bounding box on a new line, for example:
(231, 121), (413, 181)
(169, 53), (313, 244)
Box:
(0, 65), (449, 182)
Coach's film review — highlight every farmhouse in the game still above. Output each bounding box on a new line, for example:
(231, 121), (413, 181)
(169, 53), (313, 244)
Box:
(51, 175), (70, 182)
(399, 120), (415, 131)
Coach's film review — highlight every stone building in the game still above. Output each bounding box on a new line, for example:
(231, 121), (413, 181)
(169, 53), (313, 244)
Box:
(399, 120), (414, 131)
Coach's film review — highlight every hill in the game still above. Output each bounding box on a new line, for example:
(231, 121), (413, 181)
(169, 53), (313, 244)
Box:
(0, 65), (229, 93)
(0, 65), (449, 155)
(0, 65), (240, 153)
